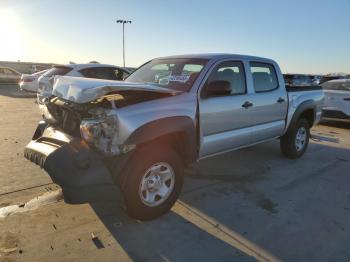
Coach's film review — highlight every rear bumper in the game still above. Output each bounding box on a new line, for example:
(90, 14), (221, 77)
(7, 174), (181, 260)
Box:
(24, 121), (115, 189)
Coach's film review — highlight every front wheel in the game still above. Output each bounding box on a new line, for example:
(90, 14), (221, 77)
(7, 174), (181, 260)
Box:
(120, 145), (184, 220)
(280, 118), (310, 159)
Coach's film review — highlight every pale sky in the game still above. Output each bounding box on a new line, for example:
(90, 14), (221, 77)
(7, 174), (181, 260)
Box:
(0, 0), (349, 74)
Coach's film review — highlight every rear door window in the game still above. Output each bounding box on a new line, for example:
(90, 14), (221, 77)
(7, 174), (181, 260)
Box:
(44, 66), (72, 77)
(80, 67), (128, 80)
(250, 62), (278, 92)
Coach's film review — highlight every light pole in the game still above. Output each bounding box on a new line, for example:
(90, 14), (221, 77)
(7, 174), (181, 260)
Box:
(116, 19), (132, 68)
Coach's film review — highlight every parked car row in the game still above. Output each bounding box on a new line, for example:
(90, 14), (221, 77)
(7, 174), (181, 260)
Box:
(283, 74), (347, 87)
(1, 63), (131, 93)
(2, 62), (349, 127)
(37, 63), (130, 103)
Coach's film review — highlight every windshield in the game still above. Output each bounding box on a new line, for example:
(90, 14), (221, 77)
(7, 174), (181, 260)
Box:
(125, 58), (208, 91)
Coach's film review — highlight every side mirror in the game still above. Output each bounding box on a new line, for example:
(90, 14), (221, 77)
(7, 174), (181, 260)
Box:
(204, 80), (231, 97)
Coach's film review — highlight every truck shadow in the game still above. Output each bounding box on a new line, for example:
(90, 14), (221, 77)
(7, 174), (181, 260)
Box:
(320, 120), (350, 130)
(55, 133), (350, 261)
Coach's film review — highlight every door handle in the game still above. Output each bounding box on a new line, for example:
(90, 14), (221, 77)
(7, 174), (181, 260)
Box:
(277, 97), (285, 103)
(242, 101), (253, 108)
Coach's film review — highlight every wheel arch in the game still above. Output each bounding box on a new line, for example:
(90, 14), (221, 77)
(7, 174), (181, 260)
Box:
(289, 100), (316, 130)
(125, 116), (197, 165)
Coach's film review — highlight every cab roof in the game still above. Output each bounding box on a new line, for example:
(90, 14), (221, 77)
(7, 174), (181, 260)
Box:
(52, 63), (127, 71)
(154, 53), (275, 63)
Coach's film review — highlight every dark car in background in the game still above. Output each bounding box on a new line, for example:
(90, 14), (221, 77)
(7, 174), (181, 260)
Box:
(284, 74), (314, 86)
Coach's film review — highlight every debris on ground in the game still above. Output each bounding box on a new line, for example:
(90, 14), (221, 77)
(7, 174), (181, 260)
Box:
(91, 232), (105, 249)
(0, 190), (63, 218)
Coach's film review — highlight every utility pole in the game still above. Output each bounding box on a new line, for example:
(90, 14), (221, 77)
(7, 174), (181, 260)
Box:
(116, 19), (132, 68)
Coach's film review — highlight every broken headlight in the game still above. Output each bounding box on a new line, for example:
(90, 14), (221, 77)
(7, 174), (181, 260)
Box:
(80, 115), (120, 156)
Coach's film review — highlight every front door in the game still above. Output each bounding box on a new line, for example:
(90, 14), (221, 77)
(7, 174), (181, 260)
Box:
(199, 60), (255, 157)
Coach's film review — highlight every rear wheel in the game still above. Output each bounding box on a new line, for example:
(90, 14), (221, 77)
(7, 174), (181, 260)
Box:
(280, 118), (310, 159)
(119, 145), (184, 220)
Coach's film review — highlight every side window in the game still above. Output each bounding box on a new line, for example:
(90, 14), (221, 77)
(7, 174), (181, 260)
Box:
(80, 68), (95, 78)
(250, 62), (278, 92)
(116, 69), (129, 80)
(80, 67), (126, 80)
(206, 61), (246, 95)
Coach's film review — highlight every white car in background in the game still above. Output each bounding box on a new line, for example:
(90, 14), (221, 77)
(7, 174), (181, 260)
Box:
(37, 63), (130, 103)
(321, 79), (350, 122)
(19, 70), (48, 93)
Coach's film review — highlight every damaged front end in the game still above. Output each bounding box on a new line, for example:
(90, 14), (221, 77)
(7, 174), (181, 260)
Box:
(38, 95), (136, 158)
(24, 97), (132, 191)
(24, 76), (179, 191)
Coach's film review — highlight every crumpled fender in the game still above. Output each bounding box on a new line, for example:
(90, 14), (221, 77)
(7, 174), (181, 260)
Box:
(125, 116), (197, 164)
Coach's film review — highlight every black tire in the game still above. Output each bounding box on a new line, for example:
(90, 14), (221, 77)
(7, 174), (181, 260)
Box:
(280, 118), (310, 159)
(119, 144), (184, 220)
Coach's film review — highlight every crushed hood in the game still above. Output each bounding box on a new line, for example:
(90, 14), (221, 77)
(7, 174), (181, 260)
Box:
(52, 76), (180, 104)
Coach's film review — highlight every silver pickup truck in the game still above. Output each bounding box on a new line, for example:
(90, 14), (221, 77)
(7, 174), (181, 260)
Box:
(24, 54), (324, 220)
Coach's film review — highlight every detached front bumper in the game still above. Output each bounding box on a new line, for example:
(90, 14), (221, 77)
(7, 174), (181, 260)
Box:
(24, 121), (114, 189)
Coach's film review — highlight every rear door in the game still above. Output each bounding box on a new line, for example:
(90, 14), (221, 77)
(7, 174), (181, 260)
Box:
(248, 62), (288, 143)
(199, 60), (255, 157)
